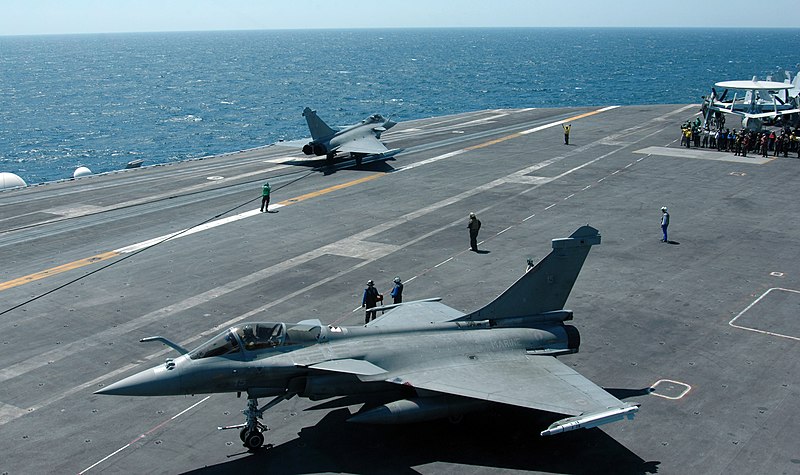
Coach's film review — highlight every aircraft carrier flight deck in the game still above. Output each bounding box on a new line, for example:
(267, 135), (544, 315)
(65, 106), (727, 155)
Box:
(1, 104), (798, 474)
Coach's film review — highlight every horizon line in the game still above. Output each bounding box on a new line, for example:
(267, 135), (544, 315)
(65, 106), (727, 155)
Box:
(4, 25), (800, 38)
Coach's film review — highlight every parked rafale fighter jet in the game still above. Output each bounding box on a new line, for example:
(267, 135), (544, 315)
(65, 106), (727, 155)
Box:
(278, 107), (403, 166)
(97, 226), (639, 450)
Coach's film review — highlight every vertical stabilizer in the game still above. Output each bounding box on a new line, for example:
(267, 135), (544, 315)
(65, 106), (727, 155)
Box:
(303, 107), (336, 140)
(461, 226), (600, 321)
(790, 71), (800, 100)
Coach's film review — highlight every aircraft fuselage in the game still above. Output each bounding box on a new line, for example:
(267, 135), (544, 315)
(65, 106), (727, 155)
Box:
(97, 320), (579, 400)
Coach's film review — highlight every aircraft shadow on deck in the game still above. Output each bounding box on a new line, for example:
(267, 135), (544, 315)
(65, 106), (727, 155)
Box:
(606, 387), (655, 399)
(184, 405), (659, 475)
(285, 157), (396, 175)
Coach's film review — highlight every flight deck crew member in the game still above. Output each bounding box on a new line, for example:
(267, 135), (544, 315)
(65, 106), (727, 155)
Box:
(362, 280), (383, 323)
(390, 277), (404, 304)
(563, 123), (571, 145)
(260, 182), (271, 212)
(660, 206), (670, 243)
(468, 212), (482, 251)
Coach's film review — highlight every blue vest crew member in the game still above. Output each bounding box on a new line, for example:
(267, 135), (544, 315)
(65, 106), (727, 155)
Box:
(362, 280), (383, 323)
(391, 277), (404, 304)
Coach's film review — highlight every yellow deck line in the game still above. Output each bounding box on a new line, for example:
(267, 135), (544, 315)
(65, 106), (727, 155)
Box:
(0, 251), (120, 291)
(466, 107), (613, 151)
(1, 106), (616, 293)
(465, 132), (524, 150)
(0, 174), (384, 292)
(277, 173), (382, 205)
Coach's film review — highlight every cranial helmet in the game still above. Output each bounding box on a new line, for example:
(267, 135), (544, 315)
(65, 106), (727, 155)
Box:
(367, 280), (374, 286)
(393, 277), (401, 283)
(661, 207), (668, 212)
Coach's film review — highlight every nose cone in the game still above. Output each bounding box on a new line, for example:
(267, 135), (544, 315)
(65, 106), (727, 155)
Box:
(95, 363), (182, 396)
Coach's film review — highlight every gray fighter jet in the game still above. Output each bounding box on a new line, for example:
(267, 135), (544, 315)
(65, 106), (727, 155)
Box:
(297, 107), (402, 165)
(96, 226), (639, 450)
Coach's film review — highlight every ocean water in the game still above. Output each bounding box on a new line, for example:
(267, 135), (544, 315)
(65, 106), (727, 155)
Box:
(1, 28), (799, 184)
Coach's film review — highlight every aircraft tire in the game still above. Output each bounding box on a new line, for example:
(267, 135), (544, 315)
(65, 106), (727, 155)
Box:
(244, 430), (264, 450)
(239, 427), (248, 442)
(355, 156), (363, 166)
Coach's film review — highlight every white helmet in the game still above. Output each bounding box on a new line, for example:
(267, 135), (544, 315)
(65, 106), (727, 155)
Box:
(661, 206), (668, 212)
(393, 277), (401, 283)
(367, 280), (374, 286)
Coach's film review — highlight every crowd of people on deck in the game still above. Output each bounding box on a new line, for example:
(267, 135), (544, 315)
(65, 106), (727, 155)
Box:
(679, 117), (800, 158)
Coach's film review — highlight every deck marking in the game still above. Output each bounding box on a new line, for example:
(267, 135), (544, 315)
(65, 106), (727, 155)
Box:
(0, 174), (381, 290)
(279, 173), (382, 204)
(0, 251), (119, 291)
(634, 146), (772, 164)
(79, 396), (211, 474)
(729, 288), (800, 342)
(394, 150), (465, 171)
(650, 379), (692, 400)
(2, 107), (621, 291)
(434, 257), (454, 268)
(0, 104), (665, 424)
(544, 203), (556, 210)
(468, 106), (620, 149)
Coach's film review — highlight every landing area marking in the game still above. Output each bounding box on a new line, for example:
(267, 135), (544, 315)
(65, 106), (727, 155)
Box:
(634, 146), (772, 164)
(0, 174), (382, 291)
(1, 107), (618, 292)
(0, 251), (119, 291)
(649, 379), (692, 400)
(729, 288), (800, 342)
(78, 396), (212, 474)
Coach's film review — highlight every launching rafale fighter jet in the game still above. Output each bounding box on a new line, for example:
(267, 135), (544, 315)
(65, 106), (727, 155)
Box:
(97, 226), (639, 450)
(278, 107), (403, 166)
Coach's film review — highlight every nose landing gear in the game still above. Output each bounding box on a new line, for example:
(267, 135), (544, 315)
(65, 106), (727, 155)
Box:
(218, 393), (290, 450)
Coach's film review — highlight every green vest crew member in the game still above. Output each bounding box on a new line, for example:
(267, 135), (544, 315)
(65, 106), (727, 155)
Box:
(563, 124), (571, 145)
(260, 182), (271, 212)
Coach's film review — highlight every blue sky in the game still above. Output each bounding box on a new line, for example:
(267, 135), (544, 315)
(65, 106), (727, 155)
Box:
(2, 0), (798, 36)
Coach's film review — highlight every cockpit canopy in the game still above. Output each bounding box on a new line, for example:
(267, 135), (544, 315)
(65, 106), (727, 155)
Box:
(188, 321), (322, 360)
(364, 114), (385, 124)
